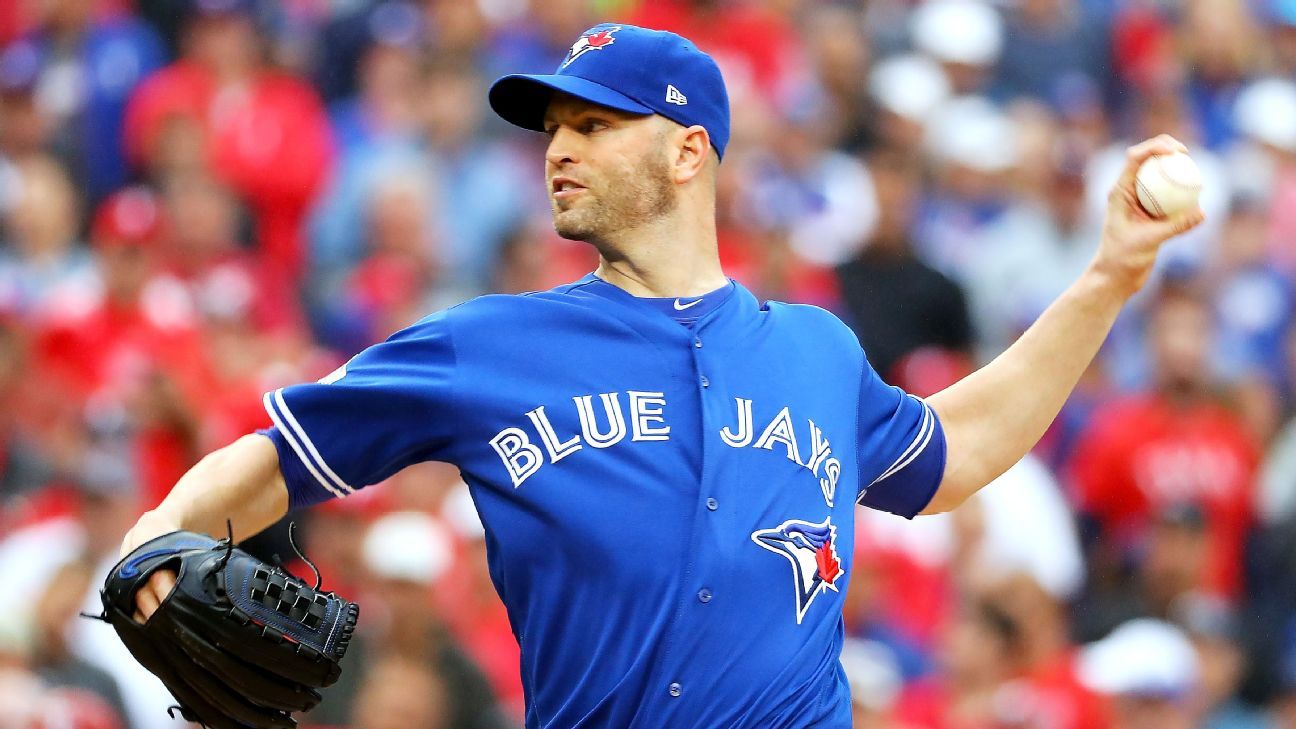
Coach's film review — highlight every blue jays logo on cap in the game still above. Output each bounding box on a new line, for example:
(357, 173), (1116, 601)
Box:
(751, 518), (844, 624)
(561, 26), (621, 69)
(488, 23), (731, 159)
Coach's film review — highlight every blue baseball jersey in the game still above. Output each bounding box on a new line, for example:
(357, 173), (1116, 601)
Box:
(261, 274), (945, 728)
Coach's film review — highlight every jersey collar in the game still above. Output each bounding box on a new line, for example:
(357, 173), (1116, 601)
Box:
(567, 272), (762, 340)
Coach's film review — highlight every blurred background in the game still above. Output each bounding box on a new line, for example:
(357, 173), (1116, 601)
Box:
(0, 0), (1295, 727)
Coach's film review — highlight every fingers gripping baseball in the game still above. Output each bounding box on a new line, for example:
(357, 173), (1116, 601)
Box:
(1095, 134), (1206, 296)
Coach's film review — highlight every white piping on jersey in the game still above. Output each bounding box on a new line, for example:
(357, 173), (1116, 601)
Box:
(272, 389), (355, 495)
(861, 398), (934, 493)
(264, 392), (347, 499)
(265, 389), (355, 497)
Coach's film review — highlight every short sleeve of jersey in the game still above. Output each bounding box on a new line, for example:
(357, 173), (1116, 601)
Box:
(262, 312), (458, 509)
(855, 363), (947, 519)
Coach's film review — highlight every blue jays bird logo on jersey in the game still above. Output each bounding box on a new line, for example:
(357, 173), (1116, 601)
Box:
(561, 26), (621, 69)
(751, 518), (844, 624)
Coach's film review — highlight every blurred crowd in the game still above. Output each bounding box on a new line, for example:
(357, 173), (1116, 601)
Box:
(1, 0), (1296, 727)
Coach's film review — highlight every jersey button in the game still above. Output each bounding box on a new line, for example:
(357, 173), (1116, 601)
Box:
(698, 588), (712, 603)
(706, 497), (718, 511)
(700, 375), (710, 388)
(668, 682), (682, 698)
(694, 338), (702, 348)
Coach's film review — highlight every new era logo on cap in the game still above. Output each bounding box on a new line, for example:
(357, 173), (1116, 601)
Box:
(666, 85), (688, 105)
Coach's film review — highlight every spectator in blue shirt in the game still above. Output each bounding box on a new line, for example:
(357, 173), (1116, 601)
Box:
(2, 0), (165, 207)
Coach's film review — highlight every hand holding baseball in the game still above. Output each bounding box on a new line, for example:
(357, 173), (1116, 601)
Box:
(1092, 134), (1206, 297)
(1135, 152), (1202, 218)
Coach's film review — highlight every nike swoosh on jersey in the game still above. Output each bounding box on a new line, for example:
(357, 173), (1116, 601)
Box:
(673, 298), (703, 310)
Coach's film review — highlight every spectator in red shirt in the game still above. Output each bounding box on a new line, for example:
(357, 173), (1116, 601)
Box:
(153, 173), (301, 452)
(892, 597), (1020, 729)
(992, 573), (1112, 729)
(1069, 283), (1261, 600)
(122, 0), (333, 281)
(159, 172), (302, 336)
(36, 186), (191, 392)
(896, 571), (1110, 729)
(35, 186), (210, 507)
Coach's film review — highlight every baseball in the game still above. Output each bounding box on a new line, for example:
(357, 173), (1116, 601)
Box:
(1134, 152), (1203, 218)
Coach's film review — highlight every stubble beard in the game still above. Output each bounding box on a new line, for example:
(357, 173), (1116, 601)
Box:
(551, 148), (677, 246)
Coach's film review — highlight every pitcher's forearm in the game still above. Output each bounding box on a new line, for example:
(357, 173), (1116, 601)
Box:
(131, 434), (289, 548)
(924, 268), (1127, 511)
(917, 136), (1204, 515)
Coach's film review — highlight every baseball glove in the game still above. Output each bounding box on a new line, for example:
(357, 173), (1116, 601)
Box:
(95, 529), (359, 729)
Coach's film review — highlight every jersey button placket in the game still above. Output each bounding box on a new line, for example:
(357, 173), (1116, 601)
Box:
(674, 325), (708, 702)
(691, 334), (709, 388)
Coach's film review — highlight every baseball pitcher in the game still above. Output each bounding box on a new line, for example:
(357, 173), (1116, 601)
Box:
(109, 23), (1204, 729)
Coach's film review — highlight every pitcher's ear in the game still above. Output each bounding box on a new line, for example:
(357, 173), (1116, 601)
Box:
(672, 124), (711, 184)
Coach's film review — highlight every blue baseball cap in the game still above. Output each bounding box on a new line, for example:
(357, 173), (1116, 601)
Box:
(489, 24), (731, 159)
